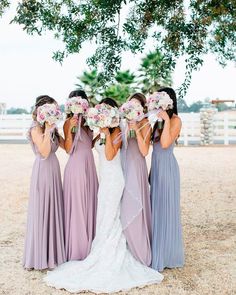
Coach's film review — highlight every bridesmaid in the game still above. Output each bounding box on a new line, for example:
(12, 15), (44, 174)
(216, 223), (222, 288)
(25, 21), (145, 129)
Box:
(63, 89), (98, 261)
(121, 93), (152, 266)
(23, 95), (66, 270)
(150, 87), (184, 272)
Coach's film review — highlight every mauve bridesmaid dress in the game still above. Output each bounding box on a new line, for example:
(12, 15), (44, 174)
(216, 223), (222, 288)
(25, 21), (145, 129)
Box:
(121, 137), (152, 266)
(150, 139), (184, 272)
(23, 122), (66, 270)
(63, 118), (98, 261)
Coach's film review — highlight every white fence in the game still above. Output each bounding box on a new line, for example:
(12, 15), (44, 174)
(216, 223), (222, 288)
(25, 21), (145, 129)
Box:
(179, 112), (236, 145)
(0, 112), (236, 145)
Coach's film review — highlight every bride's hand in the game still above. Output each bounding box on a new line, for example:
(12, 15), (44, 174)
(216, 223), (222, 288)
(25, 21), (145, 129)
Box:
(100, 127), (110, 135)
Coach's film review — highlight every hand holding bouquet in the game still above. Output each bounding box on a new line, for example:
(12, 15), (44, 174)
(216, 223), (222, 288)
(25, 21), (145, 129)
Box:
(147, 91), (173, 129)
(37, 103), (62, 127)
(65, 96), (89, 133)
(86, 103), (120, 144)
(119, 100), (144, 138)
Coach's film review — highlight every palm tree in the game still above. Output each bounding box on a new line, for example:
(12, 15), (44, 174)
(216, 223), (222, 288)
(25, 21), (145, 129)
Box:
(115, 70), (136, 85)
(76, 69), (137, 105)
(104, 70), (137, 105)
(104, 84), (132, 105)
(139, 49), (173, 94)
(76, 70), (103, 105)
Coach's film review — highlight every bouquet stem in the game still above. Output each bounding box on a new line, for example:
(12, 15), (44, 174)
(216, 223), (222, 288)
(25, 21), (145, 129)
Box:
(71, 126), (77, 133)
(100, 133), (106, 145)
(71, 114), (78, 133)
(157, 120), (164, 129)
(129, 129), (136, 138)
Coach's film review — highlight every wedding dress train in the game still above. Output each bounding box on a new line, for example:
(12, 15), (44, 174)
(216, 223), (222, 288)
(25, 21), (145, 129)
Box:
(44, 142), (163, 293)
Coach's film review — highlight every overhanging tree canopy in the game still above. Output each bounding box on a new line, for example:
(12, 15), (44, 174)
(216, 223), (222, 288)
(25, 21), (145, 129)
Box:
(2, 1), (236, 96)
(0, 0), (9, 17)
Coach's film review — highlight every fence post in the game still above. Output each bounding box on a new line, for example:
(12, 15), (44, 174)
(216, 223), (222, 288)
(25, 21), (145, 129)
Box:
(224, 112), (229, 145)
(22, 113), (27, 139)
(183, 126), (188, 146)
(190, 112), (194, 137)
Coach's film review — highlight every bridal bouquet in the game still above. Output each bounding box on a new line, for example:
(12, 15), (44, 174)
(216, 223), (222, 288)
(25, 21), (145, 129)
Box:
(65, 96), (89, 133)
(146, 91), (173, 129)
(86, 103), (120, 144)
(119, 100), (144, 138)
(37, 103), (62, 126)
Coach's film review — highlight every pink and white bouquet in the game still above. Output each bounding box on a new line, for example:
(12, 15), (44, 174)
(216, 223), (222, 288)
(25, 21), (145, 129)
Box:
(86, 103), (120, 144)
(119, 100), (144, 138)
(65, 96), (89, 132)
(37, 103), (62, 126)
(147, 91), (173, 128)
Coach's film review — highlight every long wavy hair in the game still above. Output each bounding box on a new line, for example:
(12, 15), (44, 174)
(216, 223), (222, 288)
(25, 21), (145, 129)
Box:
(151, 87), (178, 143)
(32, 95), (60, 139)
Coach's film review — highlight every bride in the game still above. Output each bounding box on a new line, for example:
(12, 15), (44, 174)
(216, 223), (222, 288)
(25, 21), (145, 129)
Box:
(44, 98), (163, 293)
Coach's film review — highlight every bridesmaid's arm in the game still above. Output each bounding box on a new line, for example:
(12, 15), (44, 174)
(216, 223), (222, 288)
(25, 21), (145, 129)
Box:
(101, 127), (122, 161)
(130, 118), (151, 157)
(64, 118), (77, 154)
(31, 123), (52, 158)
(158, 111), (182, 149)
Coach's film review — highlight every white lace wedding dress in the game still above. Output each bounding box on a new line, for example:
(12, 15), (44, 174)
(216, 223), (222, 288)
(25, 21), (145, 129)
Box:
(44, 142), (163, 293)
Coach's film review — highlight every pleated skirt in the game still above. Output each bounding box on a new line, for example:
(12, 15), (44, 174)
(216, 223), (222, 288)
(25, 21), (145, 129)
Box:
(150, 144), (184, 271)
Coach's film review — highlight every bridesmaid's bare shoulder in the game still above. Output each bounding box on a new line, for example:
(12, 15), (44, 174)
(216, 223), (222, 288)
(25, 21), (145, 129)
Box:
(171, 114), (182, 126)
(31, 124), (43, 135)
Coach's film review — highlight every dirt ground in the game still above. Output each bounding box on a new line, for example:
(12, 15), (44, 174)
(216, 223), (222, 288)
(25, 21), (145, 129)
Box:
(0, 145), (235, 295)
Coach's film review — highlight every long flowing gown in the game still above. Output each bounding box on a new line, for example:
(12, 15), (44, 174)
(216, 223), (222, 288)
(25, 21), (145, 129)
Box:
(150, 140), (184, 271)
(121, 137), (152, 266)
(63, 120), (98, 261)
(23, 122), (66, 270)
(44, 141), (163, 293)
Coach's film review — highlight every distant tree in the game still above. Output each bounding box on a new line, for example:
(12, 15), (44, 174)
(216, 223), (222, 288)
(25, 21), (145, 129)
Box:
(7, 107), (29, 114)
(177, 97), (189, 113)
(59, 104), (65, 113)
(188, 101), (205, 112)
(215, 103), (230, 112)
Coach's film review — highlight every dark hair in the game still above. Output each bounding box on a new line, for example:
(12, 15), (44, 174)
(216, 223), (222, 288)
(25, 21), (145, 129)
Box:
(128, 92), (147, 113)
(100, 97), (118, 108)
(99, 97), (118, 134)
(151, 87), (178, 143)
(68, 89), (88, 100)
(32, 95), (60, 139)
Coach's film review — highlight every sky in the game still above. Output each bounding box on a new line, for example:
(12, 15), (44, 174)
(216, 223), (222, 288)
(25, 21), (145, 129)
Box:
(0, 3), (236, 111)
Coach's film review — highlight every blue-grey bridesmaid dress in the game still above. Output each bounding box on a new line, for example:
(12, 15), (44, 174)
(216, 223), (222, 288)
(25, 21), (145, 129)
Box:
(150, 140), (184, 271)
